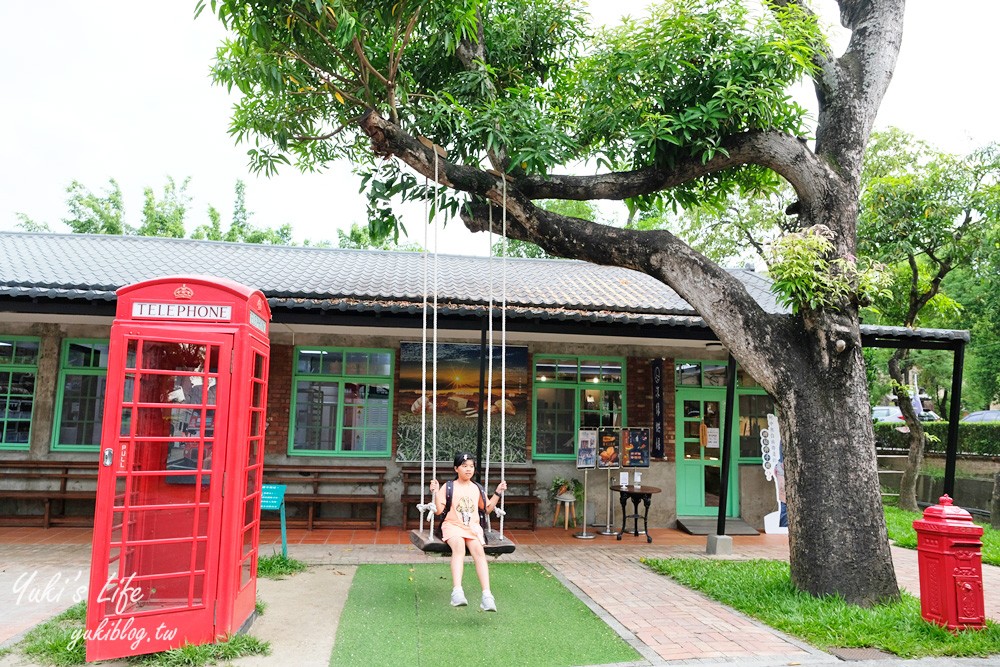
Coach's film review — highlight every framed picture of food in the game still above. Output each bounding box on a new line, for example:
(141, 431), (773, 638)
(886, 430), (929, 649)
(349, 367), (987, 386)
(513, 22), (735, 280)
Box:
(596, 428), (620, 469)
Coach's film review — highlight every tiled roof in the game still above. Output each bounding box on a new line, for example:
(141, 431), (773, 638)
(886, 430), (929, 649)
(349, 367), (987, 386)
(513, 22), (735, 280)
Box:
(0, 232), (970, 343)
(0, 232), (779, 314)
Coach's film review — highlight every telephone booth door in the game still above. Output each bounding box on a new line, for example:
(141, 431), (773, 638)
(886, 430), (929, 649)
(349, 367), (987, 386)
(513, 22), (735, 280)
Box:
(86, 275), (271, 662)
(86, 328), (233, 661)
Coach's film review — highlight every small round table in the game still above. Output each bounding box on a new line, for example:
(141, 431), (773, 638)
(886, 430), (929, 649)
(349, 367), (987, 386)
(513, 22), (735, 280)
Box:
(610, 485), (661, 543)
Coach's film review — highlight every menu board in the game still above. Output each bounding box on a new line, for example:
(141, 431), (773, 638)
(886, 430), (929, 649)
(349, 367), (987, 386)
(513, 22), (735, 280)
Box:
(624, 428), (650, 468)
(597, 428), (621, 469)
(577, 430), (597, 469)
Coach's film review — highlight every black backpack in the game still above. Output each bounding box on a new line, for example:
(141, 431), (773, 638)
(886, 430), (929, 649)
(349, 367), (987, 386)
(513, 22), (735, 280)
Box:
(434, 480), (488, 539)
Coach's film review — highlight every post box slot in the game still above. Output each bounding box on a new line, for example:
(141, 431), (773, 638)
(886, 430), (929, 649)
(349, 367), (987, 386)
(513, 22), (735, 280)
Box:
(952, 543), (981, 548)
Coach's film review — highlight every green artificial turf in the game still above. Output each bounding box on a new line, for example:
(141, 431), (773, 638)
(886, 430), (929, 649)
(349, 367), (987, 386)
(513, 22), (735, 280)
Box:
(329, 562), (639, 667)
(644, 558), (1000, 658)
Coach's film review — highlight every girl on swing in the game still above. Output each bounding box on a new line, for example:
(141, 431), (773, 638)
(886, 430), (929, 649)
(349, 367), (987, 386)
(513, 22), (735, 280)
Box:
(429, 452), (507, 611)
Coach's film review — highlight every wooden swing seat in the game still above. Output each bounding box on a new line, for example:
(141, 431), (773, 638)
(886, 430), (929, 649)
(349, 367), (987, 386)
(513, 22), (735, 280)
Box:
(409, 529), (516, 557)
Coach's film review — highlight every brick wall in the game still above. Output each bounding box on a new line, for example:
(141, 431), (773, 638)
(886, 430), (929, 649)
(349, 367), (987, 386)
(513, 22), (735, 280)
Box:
(264, 343), (293, 456)
(625, 356), (675, 462)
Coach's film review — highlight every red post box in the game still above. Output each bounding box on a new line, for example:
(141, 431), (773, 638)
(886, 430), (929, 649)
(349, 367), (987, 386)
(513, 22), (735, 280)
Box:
(913, 494), (985, 631)
(85, 276), (270, 661)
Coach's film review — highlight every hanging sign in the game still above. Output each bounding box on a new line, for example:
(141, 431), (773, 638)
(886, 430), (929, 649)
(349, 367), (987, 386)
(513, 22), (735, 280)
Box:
(650, 359), (664, 458)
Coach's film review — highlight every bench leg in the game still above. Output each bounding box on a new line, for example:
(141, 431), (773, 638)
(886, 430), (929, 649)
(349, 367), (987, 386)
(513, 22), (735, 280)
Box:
(43, 499), (51, 529)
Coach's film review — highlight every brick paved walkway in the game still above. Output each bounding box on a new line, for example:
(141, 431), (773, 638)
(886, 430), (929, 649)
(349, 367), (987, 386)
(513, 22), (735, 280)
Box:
(2, 526), (999, 666)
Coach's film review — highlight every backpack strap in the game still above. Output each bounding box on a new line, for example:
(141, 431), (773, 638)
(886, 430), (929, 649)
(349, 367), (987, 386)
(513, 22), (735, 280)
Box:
(441, 480), (454, 516)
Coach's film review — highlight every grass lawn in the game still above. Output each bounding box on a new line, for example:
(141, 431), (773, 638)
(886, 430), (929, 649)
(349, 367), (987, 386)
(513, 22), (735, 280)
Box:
(329, 562), (639, 667)
(884, 504), (1000, 566)
(644, 558), (1000, 659)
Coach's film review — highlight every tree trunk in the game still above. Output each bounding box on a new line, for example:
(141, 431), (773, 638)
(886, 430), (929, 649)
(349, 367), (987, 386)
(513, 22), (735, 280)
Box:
(770, 318), (899, 604)
(888, 350), (924, 511)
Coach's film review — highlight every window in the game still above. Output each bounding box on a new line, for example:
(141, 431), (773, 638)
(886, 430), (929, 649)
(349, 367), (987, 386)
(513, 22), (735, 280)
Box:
(289, 347), (393, 456)
(533, 356), (624, 459)
(53, 339), (110, 451)
(0, 337), (39, 450)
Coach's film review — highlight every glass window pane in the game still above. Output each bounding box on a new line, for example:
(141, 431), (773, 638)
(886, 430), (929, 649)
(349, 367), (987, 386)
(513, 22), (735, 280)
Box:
(737, 367), (760, 388)
(297, 350), (325, 374)
(601, 362), (622, 383)
(14, 341), (39, 365)
(535, 387), (576, 456)
(345, 352), (367, 375)
(739, 394), (776, 458)
(535, 358), (556, 382)
(0, 340), (12, 364)
(579, 360), (601, 384)
(293, 380), (338, 450)
(370, 352), (391, 377)
(57, 373), (107, 447)
(555, 359), (577, 382)
(703, 363), (727, 387)
(676, 363), (700, 386)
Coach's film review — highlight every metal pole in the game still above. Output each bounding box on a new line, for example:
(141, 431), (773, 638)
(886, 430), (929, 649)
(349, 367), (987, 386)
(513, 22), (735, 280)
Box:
(574, 468), (595, 539)
(599, 469), (616, 535)
(715, 354), (737, 536)
(944, 341), (965, 497)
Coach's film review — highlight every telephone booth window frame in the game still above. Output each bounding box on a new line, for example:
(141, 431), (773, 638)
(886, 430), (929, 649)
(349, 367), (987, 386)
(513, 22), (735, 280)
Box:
(0, 336), (40, 450)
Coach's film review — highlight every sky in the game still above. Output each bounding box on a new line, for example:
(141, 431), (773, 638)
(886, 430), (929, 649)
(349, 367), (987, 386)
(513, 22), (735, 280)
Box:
(1, 1), (998, 255)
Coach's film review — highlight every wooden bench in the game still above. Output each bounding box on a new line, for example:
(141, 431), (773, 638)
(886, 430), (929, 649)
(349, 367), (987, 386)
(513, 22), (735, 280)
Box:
(401, 466), (539, 531)
(262, 464), (386, 530)
(0, 459), (99, 528)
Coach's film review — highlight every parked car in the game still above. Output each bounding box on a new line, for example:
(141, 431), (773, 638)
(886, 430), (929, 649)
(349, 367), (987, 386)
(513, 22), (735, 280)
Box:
(961, 410), (1000, 423)
(872, 406), (942, 422)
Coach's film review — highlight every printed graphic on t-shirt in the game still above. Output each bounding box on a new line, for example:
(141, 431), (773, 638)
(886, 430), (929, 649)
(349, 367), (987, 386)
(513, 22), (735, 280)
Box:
(455, 494), (476, 527)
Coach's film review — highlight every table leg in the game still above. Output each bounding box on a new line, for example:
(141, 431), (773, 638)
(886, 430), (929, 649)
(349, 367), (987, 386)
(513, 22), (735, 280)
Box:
(632, 495), (642, 536)
(642, 494), (653, 543)
(616, 492), (628, 540)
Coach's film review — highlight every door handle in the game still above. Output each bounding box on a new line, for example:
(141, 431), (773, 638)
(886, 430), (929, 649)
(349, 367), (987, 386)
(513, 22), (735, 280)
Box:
(103, 448), (114, 467)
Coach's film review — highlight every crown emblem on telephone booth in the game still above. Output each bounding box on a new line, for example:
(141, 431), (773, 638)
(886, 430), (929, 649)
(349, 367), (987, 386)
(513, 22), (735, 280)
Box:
(173, 284), (194, 300)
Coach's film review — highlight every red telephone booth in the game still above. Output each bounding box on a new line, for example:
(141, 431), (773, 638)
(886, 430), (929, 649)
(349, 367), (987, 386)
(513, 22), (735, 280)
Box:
(85, 276), (270, 661)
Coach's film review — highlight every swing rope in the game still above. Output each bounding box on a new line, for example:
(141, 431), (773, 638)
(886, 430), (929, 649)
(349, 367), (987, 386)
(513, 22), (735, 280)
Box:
(408, 147), (514, 556)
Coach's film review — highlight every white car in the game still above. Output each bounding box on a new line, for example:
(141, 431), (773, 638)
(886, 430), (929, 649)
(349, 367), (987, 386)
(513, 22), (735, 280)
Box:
(872, 406), (942, 423)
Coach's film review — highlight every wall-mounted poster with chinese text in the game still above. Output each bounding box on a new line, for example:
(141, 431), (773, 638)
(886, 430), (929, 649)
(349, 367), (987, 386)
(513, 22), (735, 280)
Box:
(596, 428), (620, 469)
(623, 428), (650, 468)
(396, 342), (528, 463)
(577, 430), (597, 469)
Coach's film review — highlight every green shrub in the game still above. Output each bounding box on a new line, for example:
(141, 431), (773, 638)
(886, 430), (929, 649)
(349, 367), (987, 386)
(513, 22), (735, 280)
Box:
(874, 422), (1000, 456)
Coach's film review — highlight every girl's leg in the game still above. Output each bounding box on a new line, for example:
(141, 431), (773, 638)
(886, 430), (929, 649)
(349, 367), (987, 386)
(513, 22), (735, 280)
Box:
(447, 536), (467, 588)
(467, 539), (490, 591)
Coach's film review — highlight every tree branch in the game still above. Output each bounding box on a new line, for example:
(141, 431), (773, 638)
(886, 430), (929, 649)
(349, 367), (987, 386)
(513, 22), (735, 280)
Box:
(517, 132), (837, 216)
(359, 109), (796, 382)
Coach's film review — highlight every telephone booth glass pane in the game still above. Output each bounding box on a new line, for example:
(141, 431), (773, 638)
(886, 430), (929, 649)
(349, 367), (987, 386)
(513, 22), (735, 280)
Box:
(107, 339), (220, 616)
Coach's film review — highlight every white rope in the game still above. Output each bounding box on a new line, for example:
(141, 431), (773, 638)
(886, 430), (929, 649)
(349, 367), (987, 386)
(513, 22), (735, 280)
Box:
(418, 168), (430, 534)
(430, 151), (441, 534)
(499, 175), (508, 535)
(484, 204), (494, 528)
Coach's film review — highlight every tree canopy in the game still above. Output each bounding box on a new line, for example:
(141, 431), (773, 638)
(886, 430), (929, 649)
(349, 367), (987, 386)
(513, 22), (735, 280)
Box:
(203, 0), (908, 606)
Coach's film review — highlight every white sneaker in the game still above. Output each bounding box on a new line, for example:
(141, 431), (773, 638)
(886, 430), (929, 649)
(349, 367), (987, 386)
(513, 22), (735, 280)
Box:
(480, 592), (497, 612)
(450, 589), (467, 607)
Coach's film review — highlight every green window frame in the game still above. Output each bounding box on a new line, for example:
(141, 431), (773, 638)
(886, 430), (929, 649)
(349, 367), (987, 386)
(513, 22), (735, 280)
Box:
(0, 336), (40, 450)
(288, 347), (394, 457)
(532, 355), (626, 460)
(52, 338), (110, 452)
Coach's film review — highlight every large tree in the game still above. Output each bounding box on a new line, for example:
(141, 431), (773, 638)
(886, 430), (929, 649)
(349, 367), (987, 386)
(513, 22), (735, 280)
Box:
(203, 0), (905, 604)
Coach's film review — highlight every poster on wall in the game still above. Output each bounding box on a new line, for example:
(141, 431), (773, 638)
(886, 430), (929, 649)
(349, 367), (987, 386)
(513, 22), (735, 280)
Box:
(596, 428), (620, 469)
(577, 430), (597, 469)
(395, 342), (529, 463)
(623, 427), (650, 468)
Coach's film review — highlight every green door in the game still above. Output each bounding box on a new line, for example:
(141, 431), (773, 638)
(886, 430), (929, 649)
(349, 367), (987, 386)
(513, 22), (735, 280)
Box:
(675, 388), (737, 517)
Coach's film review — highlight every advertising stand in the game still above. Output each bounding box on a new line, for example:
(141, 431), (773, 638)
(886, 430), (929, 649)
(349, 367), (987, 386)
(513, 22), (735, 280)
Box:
(574, 430), (597, 539)
(597, 428), (621, 535)
(85, 276), (271, 662)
